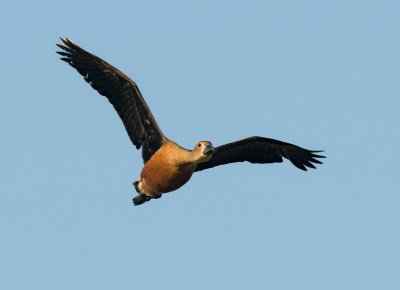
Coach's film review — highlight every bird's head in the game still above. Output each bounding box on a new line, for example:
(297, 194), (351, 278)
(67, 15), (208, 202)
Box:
(192, 141), (216, 163)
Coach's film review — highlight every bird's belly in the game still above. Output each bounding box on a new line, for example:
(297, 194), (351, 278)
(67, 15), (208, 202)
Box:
(140, 162), (196, 196)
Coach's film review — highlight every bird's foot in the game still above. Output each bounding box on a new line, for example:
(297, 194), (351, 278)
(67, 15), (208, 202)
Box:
(132, 194), (162, 206)
(132, 194), (151, 206)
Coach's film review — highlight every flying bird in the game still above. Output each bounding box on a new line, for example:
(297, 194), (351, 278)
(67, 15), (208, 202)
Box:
(56, 37), (325, 206)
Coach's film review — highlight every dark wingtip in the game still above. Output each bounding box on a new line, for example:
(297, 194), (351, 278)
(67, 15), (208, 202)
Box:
(311, 150), (326, 159)
(57, 37), (79, 52)
(298, 165), (308, 171)
(56, 51), (69, 57)
(288, 148), (326, 171)
(56, 37), (73, 56)
(309, 150), (326, 168)
(59, 57), (70, 63)
(56, 37), (80, 65)
(60, 36), (71, 46)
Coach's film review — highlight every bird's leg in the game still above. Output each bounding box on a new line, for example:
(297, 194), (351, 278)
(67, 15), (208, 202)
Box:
(132, 180), (148, 205)
(133, 180), (140, 193)
(132, 180), (161, 205)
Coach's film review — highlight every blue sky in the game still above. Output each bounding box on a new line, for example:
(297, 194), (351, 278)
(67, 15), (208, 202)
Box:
(1, 1), (399, 289)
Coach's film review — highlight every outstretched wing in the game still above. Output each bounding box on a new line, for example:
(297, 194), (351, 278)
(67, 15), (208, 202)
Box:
(195, 136), (325, 172)
(56, 37), (165, 163)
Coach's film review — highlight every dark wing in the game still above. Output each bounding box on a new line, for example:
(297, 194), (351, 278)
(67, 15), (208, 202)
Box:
(56, 37), (165, 162)
(195, 136), (325, 172)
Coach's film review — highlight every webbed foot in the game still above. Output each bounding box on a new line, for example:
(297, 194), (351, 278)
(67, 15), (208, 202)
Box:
(132, 194), (151, 206)
(132, 193), (162, 206)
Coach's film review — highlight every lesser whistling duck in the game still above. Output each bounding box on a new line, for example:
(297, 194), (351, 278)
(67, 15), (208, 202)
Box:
(57, 37), (325, 206)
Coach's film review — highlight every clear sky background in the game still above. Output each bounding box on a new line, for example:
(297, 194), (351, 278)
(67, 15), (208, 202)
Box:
(1, 1), (399, 289)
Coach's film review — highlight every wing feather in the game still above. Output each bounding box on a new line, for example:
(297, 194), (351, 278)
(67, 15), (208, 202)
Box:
(195, 136), (325, 172)
(56, 37), (165, 162)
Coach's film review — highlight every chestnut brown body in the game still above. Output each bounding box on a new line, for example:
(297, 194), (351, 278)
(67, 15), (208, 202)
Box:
(137, 141), (197, 196)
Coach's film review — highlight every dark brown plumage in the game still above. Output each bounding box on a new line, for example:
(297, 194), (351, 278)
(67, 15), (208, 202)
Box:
(57, 37), (325, 206)
(57, 37), (164, 162)
(196, 136), (324, 172)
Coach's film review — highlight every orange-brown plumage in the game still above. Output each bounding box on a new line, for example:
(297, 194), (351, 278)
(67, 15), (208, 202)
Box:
(138, 140), (197, 196)
(57, 37), (325, 206)
(132, 140), (213, 205)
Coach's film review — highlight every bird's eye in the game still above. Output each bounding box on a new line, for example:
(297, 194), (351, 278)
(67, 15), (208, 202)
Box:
(197, 143), (202, 148)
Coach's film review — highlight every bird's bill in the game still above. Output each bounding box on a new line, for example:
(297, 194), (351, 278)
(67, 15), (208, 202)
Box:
(203, 144), (216, 156)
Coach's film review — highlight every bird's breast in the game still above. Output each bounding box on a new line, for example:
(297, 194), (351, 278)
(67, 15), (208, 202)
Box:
(139, 142), (197, 196)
